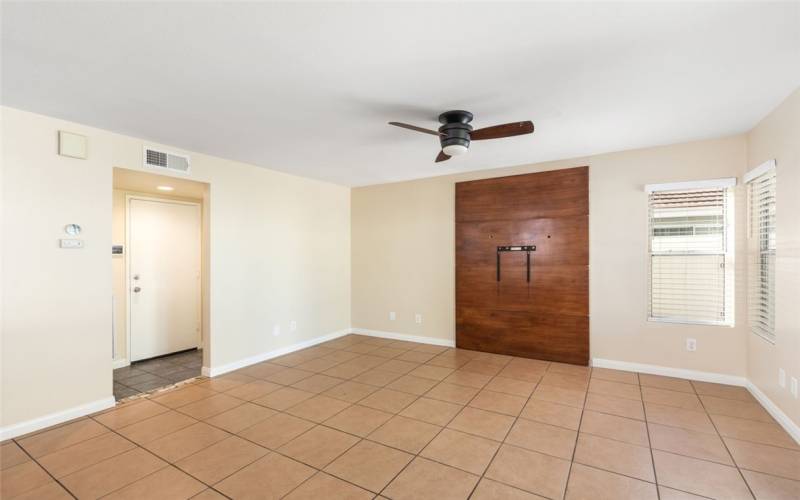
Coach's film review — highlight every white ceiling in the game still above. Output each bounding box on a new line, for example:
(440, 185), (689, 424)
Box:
(2, 2), (798, 186)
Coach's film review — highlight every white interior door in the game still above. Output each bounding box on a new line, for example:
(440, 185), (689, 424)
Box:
(129, 198), (201, 362)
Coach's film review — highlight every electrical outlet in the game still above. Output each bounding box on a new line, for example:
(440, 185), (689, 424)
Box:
(791, 377), (798, 399)
(272, 324), (281, 337)
(686, 338), (697, 352)
(779, 368), (786, 388)
(415, 313), (422, 324)
(389, 311), (396, 321)
(290, 320), (297, 332)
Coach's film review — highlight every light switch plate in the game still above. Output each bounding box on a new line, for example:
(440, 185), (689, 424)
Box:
(59, 131), (88, 159)
(791, 377), (798, 398)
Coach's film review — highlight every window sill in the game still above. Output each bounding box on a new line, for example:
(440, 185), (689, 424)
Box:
(648, 317), (734, 328)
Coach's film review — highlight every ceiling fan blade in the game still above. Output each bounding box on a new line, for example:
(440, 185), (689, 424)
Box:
(470, 121), (534, 140)
(388, 122), (444, 136)
(435, 151), (451, 162)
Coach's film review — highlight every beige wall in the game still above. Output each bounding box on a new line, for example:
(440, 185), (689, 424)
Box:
(2, 109), (114, 430)
(1, 107), (351, 431)
(352, 135), (750, 376)
(746, 88), (800, 426)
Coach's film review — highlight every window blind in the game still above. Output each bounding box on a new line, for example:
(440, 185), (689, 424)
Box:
(747, 166), (776, 343)
(648, 185), (734, 325)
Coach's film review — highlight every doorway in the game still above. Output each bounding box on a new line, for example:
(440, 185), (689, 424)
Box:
(112, 167), (209, 400)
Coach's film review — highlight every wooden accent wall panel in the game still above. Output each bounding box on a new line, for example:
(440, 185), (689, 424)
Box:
(456, 166), (589, 365)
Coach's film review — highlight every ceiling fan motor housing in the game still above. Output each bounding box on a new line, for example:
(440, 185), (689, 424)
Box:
(439, 110), (473, 152)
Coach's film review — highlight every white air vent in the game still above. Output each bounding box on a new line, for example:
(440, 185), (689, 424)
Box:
(143, 147), (190, 173)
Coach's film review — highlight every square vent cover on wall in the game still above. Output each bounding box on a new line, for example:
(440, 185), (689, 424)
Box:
(143, 146), (190, 173)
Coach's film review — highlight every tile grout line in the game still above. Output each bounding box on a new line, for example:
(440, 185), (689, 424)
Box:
(90, 411), (225, 499)
(583, 374), (729, 499)
(39, 415), (174, 499)
(168, 343), (465, 497)
(695, 381), (758, 500)
(275, 342), (471, 497)
(374, 354), (514, 499)
(579, 374), (738, 497)
(559, 365), (591, 500)
(274, 368), (449, 497)
(464, 359), (547, 499)
(10, 439), (79, 499)
(639, 373), (661, 500)
(368, 353), (486, 496)
(101, 395), (291, 498)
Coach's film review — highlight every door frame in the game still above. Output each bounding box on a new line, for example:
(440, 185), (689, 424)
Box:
(125, 194), (203, 363)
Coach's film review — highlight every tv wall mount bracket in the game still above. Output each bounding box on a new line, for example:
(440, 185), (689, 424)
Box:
(496, 245), (537, 283)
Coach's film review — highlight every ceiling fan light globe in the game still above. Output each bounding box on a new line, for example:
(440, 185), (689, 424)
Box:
(442, 144), (468, 156)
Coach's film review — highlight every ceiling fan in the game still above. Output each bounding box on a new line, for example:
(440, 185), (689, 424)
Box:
(389, 110), (534, 162)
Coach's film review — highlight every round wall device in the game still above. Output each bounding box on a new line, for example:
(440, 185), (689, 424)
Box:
(64, 224), (82, 236)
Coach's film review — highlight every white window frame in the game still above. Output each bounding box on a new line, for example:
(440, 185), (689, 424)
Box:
(645, 177), (736, 326)
(745, 160), (777, 344)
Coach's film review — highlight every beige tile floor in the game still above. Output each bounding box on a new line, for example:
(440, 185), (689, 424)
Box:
(3, 334), (799, 499)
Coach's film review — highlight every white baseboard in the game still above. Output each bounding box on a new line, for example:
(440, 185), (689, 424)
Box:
(0, 396), (116, 441)
(202, 328), (454, 378)
(746, 380), (800, 445)
(202, 328), (352, 378)
(351, 328), (456, 348)
(112, 358), (130, 369)
(591, 358), (747, 386)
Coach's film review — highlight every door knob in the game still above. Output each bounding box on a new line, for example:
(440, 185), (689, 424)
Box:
(133, 286), (142, 293)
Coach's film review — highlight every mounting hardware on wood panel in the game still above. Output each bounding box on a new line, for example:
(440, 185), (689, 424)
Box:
(496, 245), (536, 282)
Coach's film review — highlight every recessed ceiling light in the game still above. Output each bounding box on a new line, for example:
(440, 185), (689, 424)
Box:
(156, 185), (174, 192)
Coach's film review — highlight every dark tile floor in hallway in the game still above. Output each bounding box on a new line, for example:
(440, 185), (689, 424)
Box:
(113, 349), (203, 400)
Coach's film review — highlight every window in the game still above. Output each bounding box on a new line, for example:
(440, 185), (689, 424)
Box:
(646, 178), (736, 325)
(745, 160), (776, 343)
